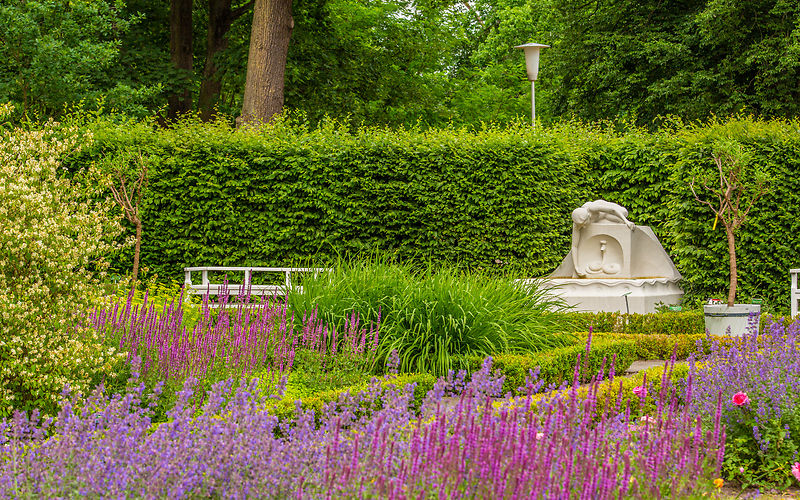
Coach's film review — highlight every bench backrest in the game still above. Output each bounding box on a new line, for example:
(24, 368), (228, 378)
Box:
(184, 266), (332, 299)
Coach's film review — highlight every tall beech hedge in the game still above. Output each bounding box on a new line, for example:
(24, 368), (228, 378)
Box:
(68, 116), (800, 312)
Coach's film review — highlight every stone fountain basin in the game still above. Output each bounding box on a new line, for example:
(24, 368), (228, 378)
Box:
(518, 277), (683, 315)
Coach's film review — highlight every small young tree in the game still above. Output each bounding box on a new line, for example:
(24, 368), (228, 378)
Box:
(103, 152), (149, 284)
(689, 140), (769, 307)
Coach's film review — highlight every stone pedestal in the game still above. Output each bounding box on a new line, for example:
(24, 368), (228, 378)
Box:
(522, 277), (683, 314)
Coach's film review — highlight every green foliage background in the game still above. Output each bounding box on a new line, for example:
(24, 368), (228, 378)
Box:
(2, 0), (798, 126)
(68, 115), (800, 312)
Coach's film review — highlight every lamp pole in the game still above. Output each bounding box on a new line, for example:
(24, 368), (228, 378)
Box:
(514, 43), (549, 126)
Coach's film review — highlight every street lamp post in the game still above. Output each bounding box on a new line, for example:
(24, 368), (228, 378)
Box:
(514, 43), (549, 126)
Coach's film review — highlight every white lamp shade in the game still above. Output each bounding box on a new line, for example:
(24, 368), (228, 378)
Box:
(514, 43), (549, 81)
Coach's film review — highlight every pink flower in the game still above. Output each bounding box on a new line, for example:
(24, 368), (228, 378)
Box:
(732, 392), (750, 406)
(792, 462), (800, 482)
(632, 386), (647, 398)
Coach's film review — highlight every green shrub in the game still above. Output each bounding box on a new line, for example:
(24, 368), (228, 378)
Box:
(287, 256), (576, 377)
(0, 106), (128, 417)
(268, 372), (437, 424)
(566, 311), (705, 335)
(580, 332), (710, 360)
(464, 336), (638, 396)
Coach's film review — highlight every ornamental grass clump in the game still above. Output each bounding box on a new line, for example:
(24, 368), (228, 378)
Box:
(1, 349), (724, 498)
(287, 255), (575, 376)
(687, 315), (800, 489)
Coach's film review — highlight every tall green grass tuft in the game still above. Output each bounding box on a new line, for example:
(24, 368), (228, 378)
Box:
(287, 256), (576, 376)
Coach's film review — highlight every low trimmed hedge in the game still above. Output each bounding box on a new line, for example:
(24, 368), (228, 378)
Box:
(580, 332), (709, 360)
(566, 311), (705, 335)
(500, 363), (691, 421)
(268, 372), (436, 423)
(465, 337), (638, 396)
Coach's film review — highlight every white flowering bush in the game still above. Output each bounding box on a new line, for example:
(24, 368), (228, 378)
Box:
(0, 104), (128, 417)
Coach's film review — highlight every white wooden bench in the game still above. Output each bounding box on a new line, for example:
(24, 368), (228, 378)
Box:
(183, 266), (331, 301)
(792, 268), (800, 318)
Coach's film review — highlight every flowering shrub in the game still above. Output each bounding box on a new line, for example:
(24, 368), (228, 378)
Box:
(0, 105), (127, 417)
(0, 355), (724, 498)
(688, 316), (800, 488)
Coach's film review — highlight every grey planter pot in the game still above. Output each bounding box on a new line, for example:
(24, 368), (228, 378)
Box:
(703, 304), (761, 336)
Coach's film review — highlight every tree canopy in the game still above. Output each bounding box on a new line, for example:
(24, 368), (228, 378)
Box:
(0, 0), (797, 126)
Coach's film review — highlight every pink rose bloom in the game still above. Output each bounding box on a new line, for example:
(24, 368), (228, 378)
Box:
(732, 392), (750, 406)
(632, 386), (647, 398)
(792, 462), (800, 482)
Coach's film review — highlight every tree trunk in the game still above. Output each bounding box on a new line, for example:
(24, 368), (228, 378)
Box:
(132, 219), (143, 284)
(237, 0), (293, 127)
(199, 0), (234, 121)
(726, 224), (737, 307)
(168, 0), (194, 119)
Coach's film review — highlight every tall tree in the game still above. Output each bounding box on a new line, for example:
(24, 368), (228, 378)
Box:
(168, 0), (194, 119)
(198, 0), (254, 120)
(237, 0), (294, 126)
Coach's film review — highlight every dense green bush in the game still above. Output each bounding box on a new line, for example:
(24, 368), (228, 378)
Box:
(62, 114), (800, 312)
(464, 336), (638, 396)
(286, 256), (576, 377)
(581, 332), (709, 360)
(566, 311), (705, 335)
(268, 372), (437, 424)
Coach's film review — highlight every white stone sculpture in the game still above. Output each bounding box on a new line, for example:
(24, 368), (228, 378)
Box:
(526, 200), (684, 314)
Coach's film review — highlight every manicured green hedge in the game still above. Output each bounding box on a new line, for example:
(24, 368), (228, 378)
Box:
(582, 332), (709, 360)
(503, 363), (691, 421)
(75, 119), (592, 281)
(268, 372), (436, 423)
(66, 115), (800, 311)
(465, 337), (638, 395)
(566, 311), (705, 335)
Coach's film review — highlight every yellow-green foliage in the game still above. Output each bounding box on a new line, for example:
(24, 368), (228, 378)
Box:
(503, 363), (691, 421)
(465, 337), (639, 396)
(567, 311), (705, 335)
(0, 105), (128, 417)
(268, 372), (436, 423)
(580, 332), (710, 360)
